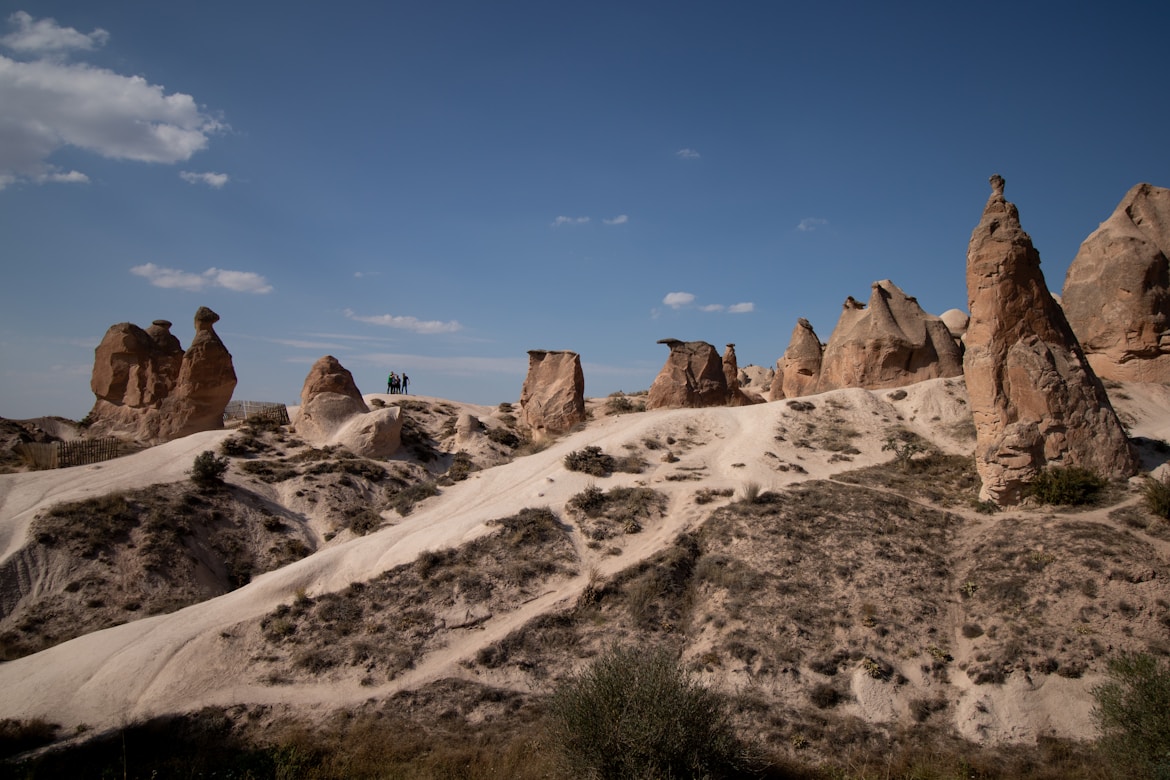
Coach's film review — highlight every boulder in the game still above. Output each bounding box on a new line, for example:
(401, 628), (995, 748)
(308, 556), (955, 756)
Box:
(293, 356), (400, 457)
(769, 318), (823, 400)
(1061, 182), (1170, 382)
(646, 339), (730, 409)
(519, 350), (586, 436)
(964, 175), (1136, 504)
(293, 356), (371, 442)
(817, 280), (963, 392)
(86, 310), (236, 443)
(737, 364), (774, 392)
(939, 309), (970, 341)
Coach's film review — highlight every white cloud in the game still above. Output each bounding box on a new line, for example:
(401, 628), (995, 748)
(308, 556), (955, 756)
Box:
(728, 302), (755, 314)
(797, 217), (828, 232)
(700, 304), (724, 312)
(36, 169), (88, 184)
(180, 170), (229, 188)
(210, 268), (272, 293)
(130, 263), (272, 294)
(603, 214), (629, 225)
(344, 308), (462, 335)
(1, 11), (108, 55)
(676, 148), (700, 159)
(0, 13), (224, 190)
(663, 292), (696, 308)
(551, 215), (590, 227)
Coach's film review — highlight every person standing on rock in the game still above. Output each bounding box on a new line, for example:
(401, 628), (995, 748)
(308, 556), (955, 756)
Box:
(386, 372), (394, 394)
(402, 374), (409, 394)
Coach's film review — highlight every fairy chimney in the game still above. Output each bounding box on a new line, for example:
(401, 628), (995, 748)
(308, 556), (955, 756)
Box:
(964, 175), (1136, 504)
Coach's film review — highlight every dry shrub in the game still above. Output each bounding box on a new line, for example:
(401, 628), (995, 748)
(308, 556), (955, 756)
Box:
(547, 645), (746, 779)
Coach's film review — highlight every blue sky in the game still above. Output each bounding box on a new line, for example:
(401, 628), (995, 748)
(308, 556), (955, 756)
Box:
(2, 1), (1168, 420)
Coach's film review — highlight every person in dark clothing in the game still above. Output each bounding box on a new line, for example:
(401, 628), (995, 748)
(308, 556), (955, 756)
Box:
(401, 374), (409, 394)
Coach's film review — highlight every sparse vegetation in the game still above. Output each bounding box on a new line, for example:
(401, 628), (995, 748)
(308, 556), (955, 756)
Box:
(882, 434), (925, 471)
(605, 393), (645, 415)
(547, 645), (745, 779)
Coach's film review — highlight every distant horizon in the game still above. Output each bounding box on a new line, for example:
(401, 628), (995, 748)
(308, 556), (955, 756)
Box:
(3, 2), (1167, 419)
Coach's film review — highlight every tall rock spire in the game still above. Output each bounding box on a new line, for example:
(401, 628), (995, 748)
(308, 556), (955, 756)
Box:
(963, 175), (1136, 504)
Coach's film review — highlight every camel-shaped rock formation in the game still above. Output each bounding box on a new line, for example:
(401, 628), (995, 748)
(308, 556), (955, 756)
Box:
(1062, 182), (1170, 383)
(86, 307), (236, 443)
(964, 175), (1136, 504)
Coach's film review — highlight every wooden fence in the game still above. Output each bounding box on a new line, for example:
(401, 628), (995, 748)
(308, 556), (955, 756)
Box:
(14, 438), (121, 470)
(223, 400), (290, 425)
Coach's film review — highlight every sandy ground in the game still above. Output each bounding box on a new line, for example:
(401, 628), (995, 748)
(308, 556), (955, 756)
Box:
(0, 378), (1166, 744)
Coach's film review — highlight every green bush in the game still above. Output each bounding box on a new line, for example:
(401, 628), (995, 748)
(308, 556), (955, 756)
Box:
(1027, 465), (1106, 505)
(547, 645), (744, 779)
(1093, 653), (1170, 779)
(1143, 475), (1170, 520)
(191, 451), (229, 485)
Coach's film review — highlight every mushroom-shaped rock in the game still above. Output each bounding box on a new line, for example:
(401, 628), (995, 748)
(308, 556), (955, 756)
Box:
(817, 280), (962, 392)
(519, 350), (586, 436)
(769, 318), (823, 400)
(964, 175), (1136, 504)
(1062, 182), (1170, 383)
(168, 307), (237, 439)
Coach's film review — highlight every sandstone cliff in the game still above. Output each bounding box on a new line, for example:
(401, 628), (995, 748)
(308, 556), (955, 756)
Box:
(1062, 182), (1170, 383)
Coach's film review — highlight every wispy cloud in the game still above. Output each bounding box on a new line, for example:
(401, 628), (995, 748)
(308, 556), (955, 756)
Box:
(130, 263), (273, 294)
(551, 215), (590, 227)
(0, 12), (225, 190)
(180, 171), (229, 188)
(676, 148), (700, 159)
(658, 292), (754, 315)
(603, 214), (629, 225)
(233, 334), (353, 351)
(1, 11), (108, 54)
(344, 308), (462, 335)
(318, 351), (526, 377)
(797, 217), (828, 232)
(36, 170), (88, 184)
(354, 271), (383, 279)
